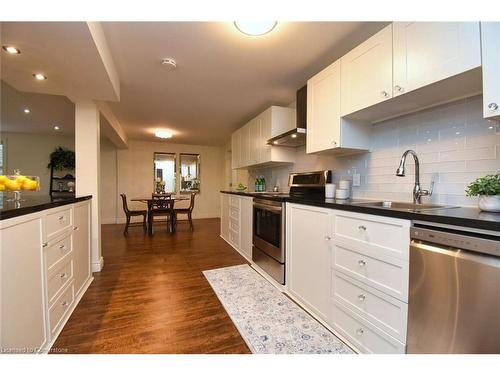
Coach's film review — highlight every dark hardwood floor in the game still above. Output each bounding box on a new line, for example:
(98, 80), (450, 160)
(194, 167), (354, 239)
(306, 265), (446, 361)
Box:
(52, 219), (251, 354)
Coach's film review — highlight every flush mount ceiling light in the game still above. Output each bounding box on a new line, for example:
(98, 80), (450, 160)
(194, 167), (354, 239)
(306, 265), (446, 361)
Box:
(33, 73), (47, 81)
(155, 130), (173, 139)
(161, 58), (177, 70)
(234, 21), (277, 36)
(23, 108), (31, 114)
(2, 45), (21, 54)
(53, 125), (60, 131)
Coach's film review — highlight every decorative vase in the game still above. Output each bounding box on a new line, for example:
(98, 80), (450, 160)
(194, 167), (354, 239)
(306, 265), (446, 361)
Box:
(478, 195), (500, 212)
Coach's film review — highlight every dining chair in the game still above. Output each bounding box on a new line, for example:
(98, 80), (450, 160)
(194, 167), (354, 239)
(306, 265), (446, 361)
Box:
(174, 192), (196, 231)
(120, 193), (147, 235)
(150, 194), (175, 233)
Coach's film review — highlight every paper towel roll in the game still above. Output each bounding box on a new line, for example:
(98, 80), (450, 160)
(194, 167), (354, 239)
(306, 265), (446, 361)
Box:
(325, 183), (336, 198)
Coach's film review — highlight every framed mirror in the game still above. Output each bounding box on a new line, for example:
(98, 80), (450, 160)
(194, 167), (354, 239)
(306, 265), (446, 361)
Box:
(180, 153), (200, 193)
(153, 152), (176, 193)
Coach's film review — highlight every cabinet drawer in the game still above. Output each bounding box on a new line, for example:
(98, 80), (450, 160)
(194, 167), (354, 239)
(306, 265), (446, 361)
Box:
(46, 233), (72, 270)
(47, 256), (73, 303)
(332, 242), (409, 302)
(334, 211), (410, 260)
(229, 206), (240, 221)
(45, 207), (73, 240)
(229, 229), (240, 248)
(331, 302), (405, 354)
(229, 195), (241, 208)
(49, 282), (74, 335)
(332, 271), (408, 342)
(229, 218), (239, 233)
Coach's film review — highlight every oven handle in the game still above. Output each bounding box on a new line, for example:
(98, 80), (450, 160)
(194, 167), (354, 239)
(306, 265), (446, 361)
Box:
(253, 203), (282, 213)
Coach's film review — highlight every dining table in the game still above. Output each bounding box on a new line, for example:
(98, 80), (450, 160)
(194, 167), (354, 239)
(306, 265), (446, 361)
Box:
(131, 196), (190, 235)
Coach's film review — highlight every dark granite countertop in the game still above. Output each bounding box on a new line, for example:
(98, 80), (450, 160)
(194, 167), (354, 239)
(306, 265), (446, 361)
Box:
(0, 195), (92, 221)
(221, 190), (500, 232)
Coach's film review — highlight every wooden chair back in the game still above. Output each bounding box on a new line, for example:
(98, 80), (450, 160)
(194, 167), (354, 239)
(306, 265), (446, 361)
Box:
(188, 192), (196, 211)
(120, 193), (130, 214)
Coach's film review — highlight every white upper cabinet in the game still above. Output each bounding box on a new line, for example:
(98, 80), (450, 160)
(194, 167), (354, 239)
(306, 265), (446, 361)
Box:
(307, 59), (341, 153)
(393, 22), (481, 97)
(341, 24), (393, 116)
(481, 22), (500, 119)
(240, 125), (251, 167)
(231, 129), (241, 169)
(249, 116), (261, 165)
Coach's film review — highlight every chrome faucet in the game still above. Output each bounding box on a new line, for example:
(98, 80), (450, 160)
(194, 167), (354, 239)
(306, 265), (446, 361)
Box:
(396, 150), (433, 204)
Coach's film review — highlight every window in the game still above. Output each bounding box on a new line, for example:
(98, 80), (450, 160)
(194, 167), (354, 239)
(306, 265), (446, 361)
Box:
(153, 153), (176, 193)
(180, 153), (200, 193)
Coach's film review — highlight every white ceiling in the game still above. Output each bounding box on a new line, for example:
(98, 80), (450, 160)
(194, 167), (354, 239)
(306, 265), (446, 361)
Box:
(101, 22), (388, 145)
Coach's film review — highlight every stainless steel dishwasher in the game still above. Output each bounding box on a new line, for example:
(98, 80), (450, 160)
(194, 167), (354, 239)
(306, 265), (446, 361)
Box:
(407, 224), (500, 354)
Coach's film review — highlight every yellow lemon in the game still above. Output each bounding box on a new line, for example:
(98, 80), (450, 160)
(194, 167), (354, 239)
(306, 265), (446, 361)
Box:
(0, 183), (5, 191)
(0, 175), (9, 184)
(15, 176), (28, 184)
(5, 180), (21, 191)
(22, 179), (39, 191)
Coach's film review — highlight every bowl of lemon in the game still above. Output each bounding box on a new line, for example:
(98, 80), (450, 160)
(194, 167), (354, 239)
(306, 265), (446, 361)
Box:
(235, 183), (247, 192)
(0, 170), (40, 202)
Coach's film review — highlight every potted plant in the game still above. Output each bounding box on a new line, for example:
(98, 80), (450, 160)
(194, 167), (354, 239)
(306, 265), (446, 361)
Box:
(465, 173), (500, 212)
(47, 147), (75, 171)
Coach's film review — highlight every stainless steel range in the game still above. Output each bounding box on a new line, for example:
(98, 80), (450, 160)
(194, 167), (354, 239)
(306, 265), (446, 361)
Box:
(252, 171), (331, 284)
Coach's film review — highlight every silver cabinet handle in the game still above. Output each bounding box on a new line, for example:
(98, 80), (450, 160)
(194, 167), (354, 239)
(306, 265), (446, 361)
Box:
(356, 328), (364, 336)
(60, 273), (68, 279)
(381, 90), (389, 98)
(324, 235), (332, 241)
(42, 242), (48, 248)
(488, 103), (499, 110)
(358, 259), (366, 266)
(58, 215), (64, 221)
(395, 85), (404, 93)
(59, 244), (66, 250)
(73, 226), (79, 231)
(61, 301), (69, 307)
(358, 294), (366, 301)
(358, 225), (366, 231)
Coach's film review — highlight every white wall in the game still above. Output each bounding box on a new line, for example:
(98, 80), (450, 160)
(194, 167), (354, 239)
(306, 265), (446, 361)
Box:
(100, 137), (117, 224)
(0, 132), (75, 196)
(247, 96), (500, 207)
(106, 140), (225, 223)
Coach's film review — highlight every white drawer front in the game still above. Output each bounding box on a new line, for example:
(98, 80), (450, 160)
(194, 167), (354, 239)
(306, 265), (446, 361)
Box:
(229, 206), (240, 221)
(332, 242), (409, 302)
(47, 256), (73, 303)
(229, 217), (240, 233)
(49, 282), (74, 335)
(332, 271), (408, 342)
(331, 302), (406, 354)
(229, 229), (240, 248)
(334, 211), (410, 260)
(45, 207), (73, 240)
(46, 233), (72, 270)
(229, 195), (241, 208)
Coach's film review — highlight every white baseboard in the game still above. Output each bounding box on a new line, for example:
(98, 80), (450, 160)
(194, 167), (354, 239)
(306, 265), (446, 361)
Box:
(92, 256), (104, 272)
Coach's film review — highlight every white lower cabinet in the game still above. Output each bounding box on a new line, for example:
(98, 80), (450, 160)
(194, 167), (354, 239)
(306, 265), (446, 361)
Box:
(285, 203), (410, 354)
(220, 193), (252, 261)
(0, 199), (93, 353)
(286, 203), (332, 322)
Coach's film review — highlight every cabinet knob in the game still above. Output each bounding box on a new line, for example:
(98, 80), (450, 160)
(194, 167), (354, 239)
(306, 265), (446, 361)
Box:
(358, 294), (366, 301)
(324, 235), (332, 241)
(61, 301), (69, 307)
(60, 273), (68, 279)
(358, 259), (366, 267)
(488, 102), (499, 111)
(358, 225), (366, 231)
(381, 90), (389, 98)
(331, 140), (337, 145)
(73, 226), (79, 231)
(42, 242), (48, 248)
(58, 215), (64, 221)
(356, 328), (364, 336)
(395, 85), (404, 93)
(59, 244), (66, 250)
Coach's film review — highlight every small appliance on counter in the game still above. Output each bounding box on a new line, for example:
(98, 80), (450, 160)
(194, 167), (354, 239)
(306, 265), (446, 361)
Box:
(252, 170), (331, 285)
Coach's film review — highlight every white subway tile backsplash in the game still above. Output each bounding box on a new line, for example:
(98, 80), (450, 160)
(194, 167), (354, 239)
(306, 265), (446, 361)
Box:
(249, 96), (499, 207)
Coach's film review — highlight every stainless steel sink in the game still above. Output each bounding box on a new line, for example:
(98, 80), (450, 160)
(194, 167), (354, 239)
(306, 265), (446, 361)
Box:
(354, 200), (456, 211)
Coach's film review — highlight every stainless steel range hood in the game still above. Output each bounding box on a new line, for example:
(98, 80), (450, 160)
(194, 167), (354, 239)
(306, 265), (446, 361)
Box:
(267, 85), (307, 147)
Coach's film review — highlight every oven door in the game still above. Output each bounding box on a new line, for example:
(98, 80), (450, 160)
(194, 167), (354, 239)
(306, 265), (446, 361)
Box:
(253, 199), (284, 262)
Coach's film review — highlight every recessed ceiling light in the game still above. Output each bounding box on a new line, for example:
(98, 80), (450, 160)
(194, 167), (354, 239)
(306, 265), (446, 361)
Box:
(234, 21), (277, 36)
(53, 125), (60, 131)
(291, 134), (297, 138)
(155, 130), (173, 139)
(23, 108), (31, 114)
(2, 45), (21, 54)
(161, 58), (177, 70)
(33, 73), (47, 81)
(273, 140), (279, 145)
